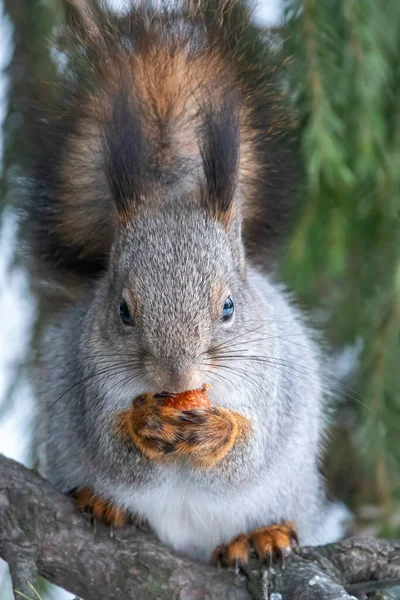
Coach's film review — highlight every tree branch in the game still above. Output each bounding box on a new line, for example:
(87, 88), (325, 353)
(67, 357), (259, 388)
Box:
(0, 454), (399, 600)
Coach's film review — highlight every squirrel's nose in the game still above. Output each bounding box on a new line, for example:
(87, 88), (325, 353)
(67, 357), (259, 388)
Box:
(154, 355), (199, 393)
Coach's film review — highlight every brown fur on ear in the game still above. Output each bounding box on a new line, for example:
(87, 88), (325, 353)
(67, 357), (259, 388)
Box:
(102, 89), (148, 224)
(199, 92), (240, 227)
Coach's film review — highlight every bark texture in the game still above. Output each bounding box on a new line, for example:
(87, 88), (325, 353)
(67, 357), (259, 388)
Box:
(0, 454), (399, 600)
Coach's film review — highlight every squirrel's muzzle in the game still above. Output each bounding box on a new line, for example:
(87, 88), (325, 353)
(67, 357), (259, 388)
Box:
(153, 352), (200, 394)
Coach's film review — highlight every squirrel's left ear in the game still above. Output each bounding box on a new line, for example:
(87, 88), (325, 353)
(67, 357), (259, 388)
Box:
(199, 93), (240, 227)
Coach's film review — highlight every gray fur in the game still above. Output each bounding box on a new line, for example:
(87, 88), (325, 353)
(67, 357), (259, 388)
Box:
(35, 195), (332, 562)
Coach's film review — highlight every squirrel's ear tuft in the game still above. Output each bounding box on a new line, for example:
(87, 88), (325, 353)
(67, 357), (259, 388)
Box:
(64, 0), (104, 46)
(103, 89), (147, 225)
(199, 92), (240, 226)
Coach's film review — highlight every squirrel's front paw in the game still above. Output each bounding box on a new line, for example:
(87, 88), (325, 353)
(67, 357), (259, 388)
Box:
(212, 521), (298, 573)
(119, 394), (186, 460)
(175, 406), (250, 467)
(118, 394), (250, 466)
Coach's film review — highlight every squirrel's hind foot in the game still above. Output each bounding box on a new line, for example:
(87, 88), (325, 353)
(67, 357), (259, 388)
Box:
(73, 488), (127, 528)
(212, 521), (298, 574)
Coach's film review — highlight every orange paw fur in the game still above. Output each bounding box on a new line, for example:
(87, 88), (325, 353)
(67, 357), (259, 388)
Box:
(117, 393), (251, 467)
(174, 405), (250, 467)
(74, 488), (126, 527)
(212, 521), (298, 572)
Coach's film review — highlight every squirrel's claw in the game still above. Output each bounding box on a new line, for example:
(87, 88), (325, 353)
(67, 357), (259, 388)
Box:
(211, 522), (298, 571)
(212, 534), (250, 575)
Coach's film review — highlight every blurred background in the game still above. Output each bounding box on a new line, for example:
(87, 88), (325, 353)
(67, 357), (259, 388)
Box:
(0, 0), (399, 598)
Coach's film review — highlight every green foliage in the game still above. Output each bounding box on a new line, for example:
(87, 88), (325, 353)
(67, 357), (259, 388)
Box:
(15, 582), (43, 600)
(281, 0), (400, 522)
(1, 0), (63, 213)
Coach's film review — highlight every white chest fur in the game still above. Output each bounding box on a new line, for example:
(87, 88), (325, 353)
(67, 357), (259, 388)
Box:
(113, 472), (268, 562)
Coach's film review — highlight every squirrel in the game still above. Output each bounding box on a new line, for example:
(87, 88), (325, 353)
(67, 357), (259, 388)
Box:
(22, 0), (333, 567)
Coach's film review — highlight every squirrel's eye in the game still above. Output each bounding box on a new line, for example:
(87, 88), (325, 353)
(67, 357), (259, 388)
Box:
(119, 300), (133, 325)
(222, 296), (234, 322)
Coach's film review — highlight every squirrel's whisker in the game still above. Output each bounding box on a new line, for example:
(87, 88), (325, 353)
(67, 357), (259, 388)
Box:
(209, 353), (366, 410)
(51, 363), (145, 408)
(205, 361), (262, 393)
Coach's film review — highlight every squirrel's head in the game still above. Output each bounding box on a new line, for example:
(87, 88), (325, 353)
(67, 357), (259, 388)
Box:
(105, 204), (245, 393)
(91, 83), (250, 395)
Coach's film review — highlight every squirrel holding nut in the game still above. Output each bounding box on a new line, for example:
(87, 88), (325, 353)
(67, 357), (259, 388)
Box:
(23, 0), (334, 567)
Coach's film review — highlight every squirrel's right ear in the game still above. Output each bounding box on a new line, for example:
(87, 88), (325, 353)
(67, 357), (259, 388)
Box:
(102, 90), (147, 225)
(199, 93), (240, 227)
